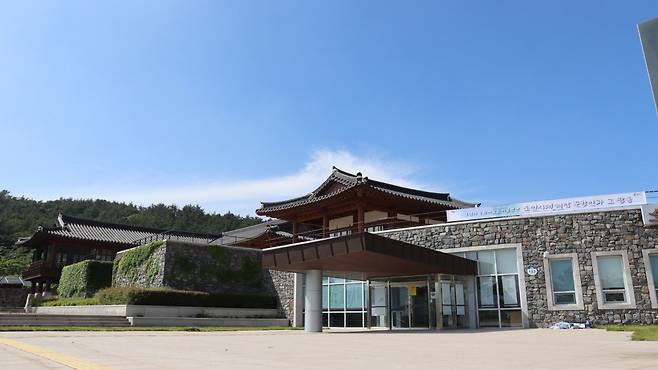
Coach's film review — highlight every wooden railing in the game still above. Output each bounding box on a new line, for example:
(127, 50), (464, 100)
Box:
(22, 260), (59, 280)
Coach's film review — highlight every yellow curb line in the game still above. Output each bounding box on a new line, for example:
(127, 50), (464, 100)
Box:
(0, 337), (112, 370)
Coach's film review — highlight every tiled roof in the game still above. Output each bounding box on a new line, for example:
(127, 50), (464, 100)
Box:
(0, 276), (28, 286)
(210, 219), (287, 246)
(257, 167), (477, 214)
(210, 219), (314, 246)
(17, 214), (221, 248)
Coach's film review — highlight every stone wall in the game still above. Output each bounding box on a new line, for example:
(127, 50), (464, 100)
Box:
(0, 287), (28, 308)
(268, 270), (295, 320)
(381, 208), (658, 326)
(114, 241), (276, 297)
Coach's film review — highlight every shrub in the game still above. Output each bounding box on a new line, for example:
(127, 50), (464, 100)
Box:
(95, 287), (278, 308)
(39, 296), (99, 307)
(58, 260), (113, 298)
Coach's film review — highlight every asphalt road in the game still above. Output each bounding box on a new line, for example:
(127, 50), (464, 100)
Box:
(1, 328), (657, 370)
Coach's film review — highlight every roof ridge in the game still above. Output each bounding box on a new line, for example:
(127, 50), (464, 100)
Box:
(366, 179), (451, 200)
(58, 214), (221, 238)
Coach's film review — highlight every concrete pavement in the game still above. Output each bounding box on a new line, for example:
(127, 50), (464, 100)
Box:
(0, 328), (657, 370)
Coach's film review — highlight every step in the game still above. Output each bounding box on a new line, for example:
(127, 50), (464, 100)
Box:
(0, 322), (131, 327)
(128, 317), (290, 327)
(0, 314), (131, 326)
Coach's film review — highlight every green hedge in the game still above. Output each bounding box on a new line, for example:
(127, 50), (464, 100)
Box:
(95, 287), (278, 308)
(58, 260), (114, 298)
(39, 296), (99, 307)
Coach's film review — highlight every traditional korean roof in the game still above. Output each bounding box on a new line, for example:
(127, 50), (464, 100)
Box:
(257, 167), (477, 215)
(210, 219), (314, 247)
(210, 219), (288, 246)
(16, 214), (222, 248)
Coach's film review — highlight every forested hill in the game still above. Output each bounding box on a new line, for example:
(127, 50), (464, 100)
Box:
(0, 190), (262, 275)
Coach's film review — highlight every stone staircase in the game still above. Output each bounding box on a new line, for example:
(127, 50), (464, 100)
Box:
(0, 313), (131, 327)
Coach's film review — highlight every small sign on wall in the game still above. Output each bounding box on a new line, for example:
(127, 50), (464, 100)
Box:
(526, 267), (538, 276)
(641, 204), (658, 227)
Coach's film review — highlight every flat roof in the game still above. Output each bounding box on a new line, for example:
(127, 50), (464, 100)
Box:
(262, 232), (476, 280)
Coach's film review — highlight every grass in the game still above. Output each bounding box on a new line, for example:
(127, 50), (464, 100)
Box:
(0, 326), (297, 332)
(604, 325), (658, 341)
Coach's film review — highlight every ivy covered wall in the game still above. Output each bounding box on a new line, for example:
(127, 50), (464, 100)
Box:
(112, 240), (275, 296)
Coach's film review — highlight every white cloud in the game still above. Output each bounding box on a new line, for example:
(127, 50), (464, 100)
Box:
(65, 149), (425, 216)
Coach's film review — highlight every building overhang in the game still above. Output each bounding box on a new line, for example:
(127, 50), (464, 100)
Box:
(262, 232), (476, 280)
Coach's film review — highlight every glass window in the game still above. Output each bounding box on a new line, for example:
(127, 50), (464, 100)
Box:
(478, 310), (499, 327)
(648, 253), (658, 308)
(441, 282), (452, 305)
(549, 259), (576, 305)
(477, 276), (497, 308)
(345, 313), (363, 327)
(597, 255), (626, 303)
(495, 249), (518, 274)
(372, 285), (386, 307)
(329, 313), (344, 327)
(498, 275), (520, 307)
(329, 284), (345, 309)
(322, 285), (328, 309)
(346, 283), (363, 310)
(500, 310), (522, 327)
(650, 255), (658, 290)
(324, 276), (367, 328)
(478, 251), (496, 275)
(455, 283), (465, 306)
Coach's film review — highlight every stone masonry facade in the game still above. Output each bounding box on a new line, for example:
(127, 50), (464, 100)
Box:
(268, 270), (295, 320)
(0, 287), (28, 308)
(115, 241), (276, 296)
(381, 208), (658, 327)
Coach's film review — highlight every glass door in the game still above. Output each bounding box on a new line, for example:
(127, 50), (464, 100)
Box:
(369, 282), (389, 328)
(410, 284), (430, 328)
(390, 284), (409, 329)
(389, 280), (430, 329)
(440, 278), (467, 328)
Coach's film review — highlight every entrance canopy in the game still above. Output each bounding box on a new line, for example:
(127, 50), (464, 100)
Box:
(262, 232), (476, 280)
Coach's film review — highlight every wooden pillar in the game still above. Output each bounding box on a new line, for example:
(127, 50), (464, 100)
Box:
(36, 282), (43, 294)
(292, 220), (299, 243)
(322, 214), (329, 238)
(387, 210), (397, 230)
(357, 205), (365, 233)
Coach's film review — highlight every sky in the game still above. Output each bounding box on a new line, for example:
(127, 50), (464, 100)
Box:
(1, 1), (657, 216)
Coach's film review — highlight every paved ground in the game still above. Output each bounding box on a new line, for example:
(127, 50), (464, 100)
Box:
(0, 328), (657, 370)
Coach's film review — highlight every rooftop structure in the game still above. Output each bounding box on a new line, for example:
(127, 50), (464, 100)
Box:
(256, 167), (477, 242)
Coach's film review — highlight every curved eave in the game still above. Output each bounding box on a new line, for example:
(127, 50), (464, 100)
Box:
(257, 184), (477, 216)
(369, 186), (476, 210)
(16, 229), (136, 249)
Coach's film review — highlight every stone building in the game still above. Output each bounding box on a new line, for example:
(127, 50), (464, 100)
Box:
(254, 168), (658, 331)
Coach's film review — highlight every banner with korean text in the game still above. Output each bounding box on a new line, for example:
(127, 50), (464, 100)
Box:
(447, 192), (647, 222)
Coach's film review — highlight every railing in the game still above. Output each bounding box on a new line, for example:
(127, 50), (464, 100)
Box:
(22, 260), (59, 280)
(277, 217), (437, 245)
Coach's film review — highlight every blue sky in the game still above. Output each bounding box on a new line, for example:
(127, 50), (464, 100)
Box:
(1, 1), (657, 216)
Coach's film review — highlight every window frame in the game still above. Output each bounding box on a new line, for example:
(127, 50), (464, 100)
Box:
(449, 243), (528, 328)
(591, 250), (636, 310)
(642, 248), (658, 309)
(543, 253), (584, 311)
